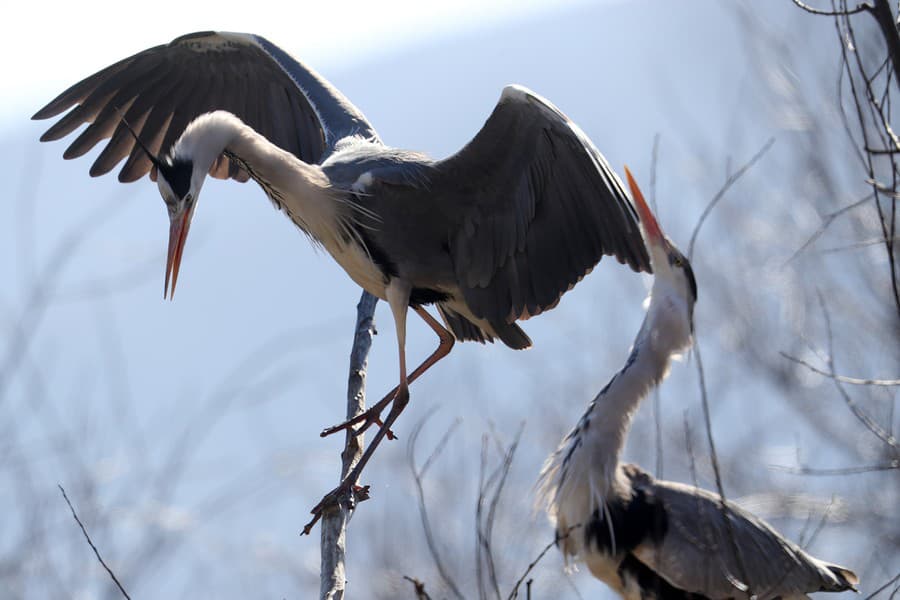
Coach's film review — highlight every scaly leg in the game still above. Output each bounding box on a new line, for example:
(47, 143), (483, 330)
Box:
(304, 305), (455, 535)
(320, 305), (455, 438)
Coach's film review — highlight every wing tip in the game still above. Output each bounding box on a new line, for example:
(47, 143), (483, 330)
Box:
(827, 564), (860, 591)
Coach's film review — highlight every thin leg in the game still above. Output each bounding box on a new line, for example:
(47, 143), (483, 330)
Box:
(303, 308), (456, 535)
(320, 305), (455, 438)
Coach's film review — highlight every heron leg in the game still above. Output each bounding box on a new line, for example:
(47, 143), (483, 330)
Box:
(303, 306), (454, 535)
(319, 305), (455, 439)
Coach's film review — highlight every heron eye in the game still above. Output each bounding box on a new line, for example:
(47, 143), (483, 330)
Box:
(184, 193), (193, 205)
(672, 255), (684, 267)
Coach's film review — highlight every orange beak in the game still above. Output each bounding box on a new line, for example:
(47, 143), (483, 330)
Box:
(624, 165), (664, 246)
(165, 203), (195, 299)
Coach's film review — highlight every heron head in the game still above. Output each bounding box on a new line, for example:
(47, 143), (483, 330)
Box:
(118, 113), (204, 299)
(624, 167), (698, 328)
(156, 157), (201, 299)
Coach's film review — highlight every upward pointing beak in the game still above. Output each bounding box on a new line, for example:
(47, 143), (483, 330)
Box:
(165, 202), (195, 300)
(624, 165), (664, 246)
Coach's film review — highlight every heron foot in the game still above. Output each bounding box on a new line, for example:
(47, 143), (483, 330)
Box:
(304, 384), (410, 535)
(319, 385), (403, 439)
(301, 483), (371, 536)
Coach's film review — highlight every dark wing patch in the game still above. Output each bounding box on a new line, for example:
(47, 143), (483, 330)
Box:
(33, 31), (374, 183)
(584, 464), (668, 556)
(618, 554), (712, 600)
(432, 85), (651, 326)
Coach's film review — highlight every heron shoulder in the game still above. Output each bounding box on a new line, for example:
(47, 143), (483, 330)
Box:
(322, 139), (434, 191)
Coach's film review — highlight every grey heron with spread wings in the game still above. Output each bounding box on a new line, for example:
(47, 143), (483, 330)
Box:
(34, 31), (652, 531)
(538, 170), (859, 599)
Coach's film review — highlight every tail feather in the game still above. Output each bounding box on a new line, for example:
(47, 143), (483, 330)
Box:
(437, 306), (493, 344)
(437, 306), (533, 350)
(493, 321), (532, 350)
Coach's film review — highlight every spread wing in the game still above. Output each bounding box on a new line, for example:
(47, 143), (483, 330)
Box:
(432, 85), (651, 326)
(33, 31), (376, 182)
(629, 471), (858, 599)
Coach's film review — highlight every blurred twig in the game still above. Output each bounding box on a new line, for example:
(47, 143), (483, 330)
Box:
(770, 461), (899, 474)
(865, 571), (900, 600)
(58, 484), (131, 600)
(403, 575), (434, 600)
(815, 292), (898, 451)
(687, 138), (775, 260)
(407, 413), (465, 600)
(507, 524), (581, 600)
(790, 0), (871, 17)
(477, 424), (523, 600)
(780, 351), (900, 386)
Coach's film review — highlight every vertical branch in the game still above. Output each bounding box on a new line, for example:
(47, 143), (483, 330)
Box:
(320, 291), (378, 600)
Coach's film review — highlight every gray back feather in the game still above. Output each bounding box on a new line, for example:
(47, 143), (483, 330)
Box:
(628, 468), (857, 599)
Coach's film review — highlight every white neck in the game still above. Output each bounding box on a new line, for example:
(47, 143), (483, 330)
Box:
(537, 275), (692, 555)
(170, 111), (350, 248)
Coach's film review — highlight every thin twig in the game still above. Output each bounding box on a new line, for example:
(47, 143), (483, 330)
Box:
(865, 571), (900, 600)
(769, 461), (899, 475)
(780, 352), (900, 386)
(800, 496), (836, 550)
(816, 293), (898, 450)
(403, 575), (434, 600)
(408, 415), (466, 600)
(507, 524), (582, 600)
(58, 484), (132, 600)
(687, 138), (775, 260)
(694, 339), (752, 594)
(785, 193), (874, 264)
(790, 0), (872, 16)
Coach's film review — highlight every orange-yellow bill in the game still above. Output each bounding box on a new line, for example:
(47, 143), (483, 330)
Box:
(165, 204), (194, 299)
(624, 165), (663, 245)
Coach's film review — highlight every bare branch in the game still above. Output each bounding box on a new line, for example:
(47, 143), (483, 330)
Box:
(816, 293), (898, 450)
(799, 496), (836, 550)
(770, 461), (899, 474)
(58, 484), (131, 600)
(780, 352), (900, 386)
(507, 524), (582, 600)
(866, 146), (900, 154)
(790, 0), (872, 16)
(320, 291), (378, 600)
(786, 193), (874, 263)
(476, 426), (523, 600)
(693, 340), (753, 594)
(687, 138), (776, 260)
(407, 415), (466, 600)
(403, 576), (434, 600)
(865, 571), (900, 600)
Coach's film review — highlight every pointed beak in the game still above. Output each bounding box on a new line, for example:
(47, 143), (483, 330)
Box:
(624, 166), (664, 247)
(165, 202), (195, 299)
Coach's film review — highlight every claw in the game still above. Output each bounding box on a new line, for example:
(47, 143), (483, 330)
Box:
(301, 483), (371, 536)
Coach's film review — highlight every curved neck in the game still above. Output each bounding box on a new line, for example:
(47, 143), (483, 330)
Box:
(171, 111), (348, 248)
(538, 283), (691, 529)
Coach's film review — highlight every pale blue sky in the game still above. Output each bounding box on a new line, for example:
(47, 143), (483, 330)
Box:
(3, 0), (600, 129)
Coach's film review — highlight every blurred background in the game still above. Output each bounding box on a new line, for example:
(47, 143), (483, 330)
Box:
(2, 0), (898, 598)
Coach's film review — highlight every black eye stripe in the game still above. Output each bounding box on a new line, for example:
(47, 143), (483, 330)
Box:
(160, 159), (193, 199)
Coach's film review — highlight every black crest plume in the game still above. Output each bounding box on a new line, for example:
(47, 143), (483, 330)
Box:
(115, 108), (164, 172)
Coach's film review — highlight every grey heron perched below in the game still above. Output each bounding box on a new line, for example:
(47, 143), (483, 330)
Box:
(33, 31), (652, 529)
(537, 170), (859, 599)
